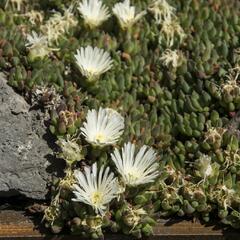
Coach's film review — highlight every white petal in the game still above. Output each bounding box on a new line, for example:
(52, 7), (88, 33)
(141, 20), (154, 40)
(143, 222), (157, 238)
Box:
(81, 107), (124, 146)
(111, 142), (159, 186)
(74, 46), (113, 79)
(72, 163), (119, 215)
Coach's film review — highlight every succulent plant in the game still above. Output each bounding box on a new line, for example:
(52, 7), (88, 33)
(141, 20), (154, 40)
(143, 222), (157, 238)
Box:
(1, 0), (240, 238)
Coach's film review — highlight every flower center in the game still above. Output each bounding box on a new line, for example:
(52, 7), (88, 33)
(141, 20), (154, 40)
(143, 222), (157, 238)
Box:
(91, 192), (103, 205)
(95, 133), (106, 143)
(86, 68), (99, 81)
(127, 170), (141, 183)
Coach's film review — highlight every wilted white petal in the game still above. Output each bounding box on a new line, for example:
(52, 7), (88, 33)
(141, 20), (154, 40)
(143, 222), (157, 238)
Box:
(57, 138), (83, 165)
(25, 31), (54, 59)
(41, 6), (77, 45)
(72, 163), (119, 215)
(25, 31), (47, 48)
(148, 0), (175, 24)
(159, 18), (185, 47)
(195, 155), (213, 179)
(111, 142), (159, 186)
(160, 49), (184, 68)
(5, 0), (25, 11)
(81, 107), (124, 146)
(26, 10), (43, 24)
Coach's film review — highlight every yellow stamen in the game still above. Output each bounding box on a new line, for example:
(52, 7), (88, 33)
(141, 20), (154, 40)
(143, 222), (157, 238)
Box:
(95, 133), (106, 143)
(92, 192), (103, 205)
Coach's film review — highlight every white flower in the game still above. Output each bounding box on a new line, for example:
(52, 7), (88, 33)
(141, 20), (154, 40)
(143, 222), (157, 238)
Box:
(72, 163), (119, 215)
(111, 142), (159, 186)
(81, 107), (124, 146)
(159, 18), (185, 47)
(78, 0), (110, 28)
(25, 31), (53, 59)
(74, 46), (113, 80)
(112, 0), (146, 30)
(148, 0), (175, 24)
(160, 49), (184, 68)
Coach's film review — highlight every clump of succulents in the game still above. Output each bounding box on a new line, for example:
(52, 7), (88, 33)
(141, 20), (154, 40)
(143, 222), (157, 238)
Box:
(1, 0), (240, 238)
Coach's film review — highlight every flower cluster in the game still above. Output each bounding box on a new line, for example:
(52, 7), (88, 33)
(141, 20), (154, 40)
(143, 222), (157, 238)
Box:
(147, 0), (185, 47)
(77, 0), (146, 29)
(39, 0), (166, 220)
(67, 107), (159, 215)
(22, 0), (186, 236)
(25, 6), (77, 59)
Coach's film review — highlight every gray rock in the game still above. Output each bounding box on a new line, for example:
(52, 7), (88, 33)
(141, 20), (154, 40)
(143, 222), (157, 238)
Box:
(0, 74), (62, 199)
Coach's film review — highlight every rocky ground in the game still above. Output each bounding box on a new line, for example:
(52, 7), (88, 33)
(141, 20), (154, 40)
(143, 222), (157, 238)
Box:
(0, 73), (64, 200)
